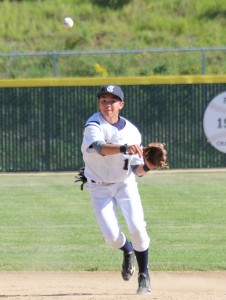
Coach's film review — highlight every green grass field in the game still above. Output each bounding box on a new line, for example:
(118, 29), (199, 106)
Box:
(0, 170), (225, 272)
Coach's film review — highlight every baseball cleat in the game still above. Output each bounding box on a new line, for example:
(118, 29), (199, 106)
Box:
(137, 272), (151, 294)
(121, 251), (135, 281)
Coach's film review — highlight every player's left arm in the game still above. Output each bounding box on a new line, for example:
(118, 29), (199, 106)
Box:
(133, 162), (156, 176)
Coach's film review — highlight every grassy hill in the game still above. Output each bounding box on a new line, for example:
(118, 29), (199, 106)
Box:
(1, 0), (226, 78)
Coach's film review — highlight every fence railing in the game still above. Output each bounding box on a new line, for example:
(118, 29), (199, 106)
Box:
(1, 46), (226, 78)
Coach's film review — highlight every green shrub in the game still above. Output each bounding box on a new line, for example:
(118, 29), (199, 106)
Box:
(91, 0), (131, 9)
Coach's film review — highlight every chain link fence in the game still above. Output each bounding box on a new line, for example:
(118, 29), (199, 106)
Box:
(1, 47), (226, 79)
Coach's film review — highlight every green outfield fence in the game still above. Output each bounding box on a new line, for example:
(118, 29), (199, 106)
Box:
(0, 76), (226, 172)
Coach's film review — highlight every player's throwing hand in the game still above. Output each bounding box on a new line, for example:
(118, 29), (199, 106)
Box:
(125, 144), (143, 157)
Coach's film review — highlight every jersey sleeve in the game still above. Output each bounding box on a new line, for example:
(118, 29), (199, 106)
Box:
(82, 123), (105, 152)
(130, 152), (144, 166)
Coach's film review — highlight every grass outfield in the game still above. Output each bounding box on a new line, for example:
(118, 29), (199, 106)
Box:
(0, 170), (225, 271)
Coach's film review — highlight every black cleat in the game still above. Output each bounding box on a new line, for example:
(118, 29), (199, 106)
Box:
(137, 272), (151, 294)
(121, 251), (135, 281)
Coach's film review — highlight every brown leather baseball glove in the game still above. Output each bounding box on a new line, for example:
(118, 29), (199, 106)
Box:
(143, 142), (169, 169)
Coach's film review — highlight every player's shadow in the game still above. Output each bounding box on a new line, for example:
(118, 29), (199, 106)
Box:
(0, 293), (95, 298)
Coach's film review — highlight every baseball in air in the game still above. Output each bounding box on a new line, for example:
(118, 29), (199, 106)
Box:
(63, 17), (74, 28)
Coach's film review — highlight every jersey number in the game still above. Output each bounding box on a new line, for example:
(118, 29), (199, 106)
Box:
(123, 159), (129, 170)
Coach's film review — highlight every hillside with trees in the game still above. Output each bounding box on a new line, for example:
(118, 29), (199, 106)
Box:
(1, 0), (226, 78)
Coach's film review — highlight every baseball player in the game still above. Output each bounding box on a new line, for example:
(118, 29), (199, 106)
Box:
(81, 84), (155, 294)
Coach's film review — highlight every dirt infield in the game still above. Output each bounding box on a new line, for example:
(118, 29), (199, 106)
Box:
(0, 271), (225, 300)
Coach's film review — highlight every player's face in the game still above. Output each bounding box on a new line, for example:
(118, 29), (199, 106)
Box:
(98, 94), (124, 123)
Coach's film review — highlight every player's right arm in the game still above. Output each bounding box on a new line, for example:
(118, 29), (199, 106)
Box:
(83, 114), (142, 157)
(96, 143), (143, 158)
(92, 141), (143, 157)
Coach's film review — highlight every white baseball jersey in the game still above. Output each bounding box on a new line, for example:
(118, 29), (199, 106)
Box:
(81, 112), (144, 183)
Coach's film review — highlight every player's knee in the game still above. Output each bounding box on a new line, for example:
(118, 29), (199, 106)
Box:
(105, 234), (124, 249)
(131, 229), (150, 252)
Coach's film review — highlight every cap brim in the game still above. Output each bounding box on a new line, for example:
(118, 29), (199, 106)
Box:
(97, 92), (123, 101)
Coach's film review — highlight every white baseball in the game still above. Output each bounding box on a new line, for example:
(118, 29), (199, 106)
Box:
(63, 17), (74, 28)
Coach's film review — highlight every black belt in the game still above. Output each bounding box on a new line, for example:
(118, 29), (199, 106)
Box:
(89, 179), (112, 184)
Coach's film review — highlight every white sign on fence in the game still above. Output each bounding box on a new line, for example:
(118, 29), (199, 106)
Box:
(203, 91), (226, 154)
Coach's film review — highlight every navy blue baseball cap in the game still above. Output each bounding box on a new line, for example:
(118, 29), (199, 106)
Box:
(97, 85), (124, 101)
